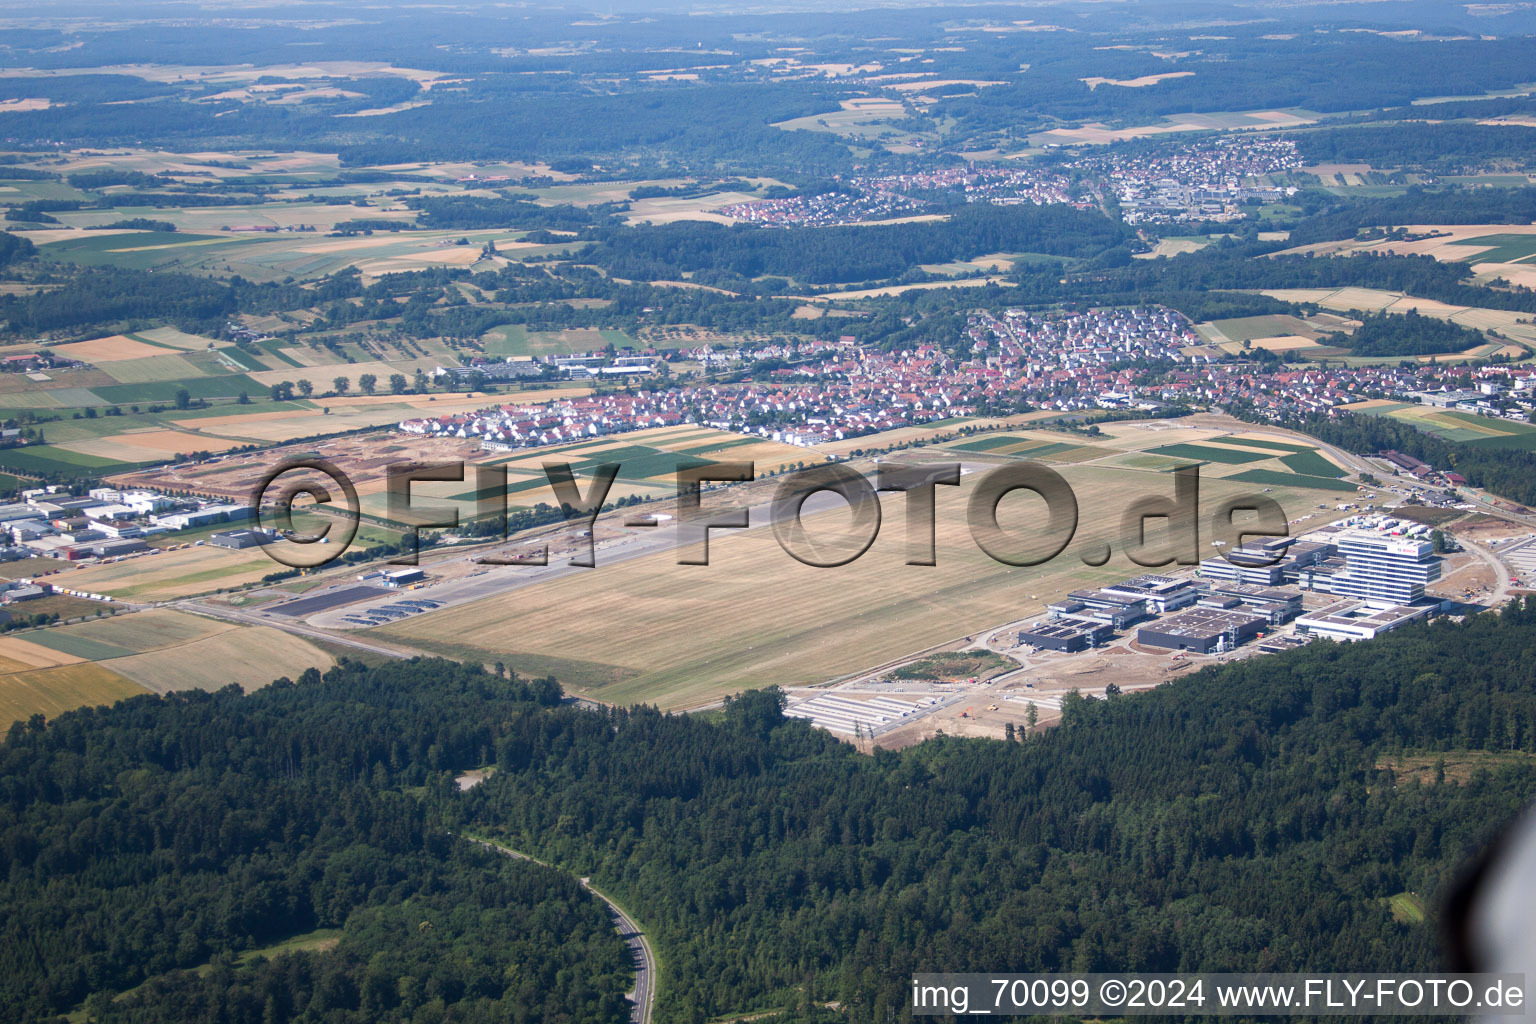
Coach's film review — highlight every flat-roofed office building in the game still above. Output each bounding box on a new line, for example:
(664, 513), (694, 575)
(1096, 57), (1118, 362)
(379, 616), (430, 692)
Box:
(1329, 531), (1442, 606)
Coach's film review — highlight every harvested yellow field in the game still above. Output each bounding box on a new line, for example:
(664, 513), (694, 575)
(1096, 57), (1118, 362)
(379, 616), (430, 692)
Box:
(1258, 288), (1536, 350)
(805, 277), (1003, 301)
(0, 663), (146, 727)
(1324, 287), (1399, 311)
(814, 414), (1060, 457)
(246, 358), (438, 389)
(187, 407), (422, 442)
(1476, 263), (1536, 290)
(714, 440), (825, 468)
(0, 98), (52, 112)
(48, 608), (228, 654)
(1397, 407), (1509, 436)
(1251, 335), (1321, 352)
(59, 546), (277, 601)
(1081, 71), (1194, 88)
(169, 409), (299, 430)
(1277, 223), (1536, 263)
(57, 429), (234, 462)
(106, 626), (333, 694)
(134, 326), (221, 350)
(0, 637), (84, 669)
(395, 247), (485, 265)
(100, 353), (206, 384)
(1384, 296), (1467, 318)
(886, 79), (1005, 91)
(1451, 307), (1526, 331)
(1135, 238), (1207, 259)
(378, 463), (1337, 708)
(54, 335), (170, 362)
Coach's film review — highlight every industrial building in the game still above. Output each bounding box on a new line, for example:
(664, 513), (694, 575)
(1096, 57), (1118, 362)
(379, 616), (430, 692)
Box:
(0, 504), (46, 525)
(1053, 589), (1150, 628)
(446, 360), (548, 386)
(1019, 616), (1116, 653)
(208, 529), (270, 550)
(1205, 583), (1303, 624)
(1295, 599), (1437, 641)
(381, 568), (425, 587)
(152, 504), (253, 531)
(1099, 574), (1202, 613)
(1137, 607), (1269, 654)
(1198, 537), (1296, 585)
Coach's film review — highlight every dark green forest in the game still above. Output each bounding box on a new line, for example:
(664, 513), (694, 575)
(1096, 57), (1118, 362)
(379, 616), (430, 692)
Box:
(0, 664), (630, 1024)
(9, 601), (1536, 1022)
(1331, 310), (1486, 358)
(583, 204), (1132, 286)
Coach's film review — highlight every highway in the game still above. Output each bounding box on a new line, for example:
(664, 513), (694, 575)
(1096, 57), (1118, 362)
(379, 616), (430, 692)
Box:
(466, 836), (657, 1024)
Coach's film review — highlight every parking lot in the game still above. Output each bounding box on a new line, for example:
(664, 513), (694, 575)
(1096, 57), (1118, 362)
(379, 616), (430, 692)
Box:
(1496, 536), (1536, 586)
(340, 597), (442, 627)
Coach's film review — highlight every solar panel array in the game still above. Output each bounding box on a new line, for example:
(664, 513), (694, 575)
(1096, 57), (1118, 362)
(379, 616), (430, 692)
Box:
(784, 694), (924, 735)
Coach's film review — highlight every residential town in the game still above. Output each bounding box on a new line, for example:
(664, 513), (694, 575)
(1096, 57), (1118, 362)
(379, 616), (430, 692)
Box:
(399, 304), (1536, 450)
(719, 137), (1302, 226)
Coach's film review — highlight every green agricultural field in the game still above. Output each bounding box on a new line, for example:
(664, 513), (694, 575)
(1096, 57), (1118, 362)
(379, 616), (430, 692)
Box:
(1449, 234), (1536, 264)
(949, 434), (1025, 453)
(1279, 450), (1345, 477)
(255, 340), (307, 367)
(0, 446), (128, 475)
(1355, 403), (1536, 445)
(1147, 443), (1274, 465)
(1217, 437), (1314, 453)
(480, 325), (632, 357)
(99, 354), (210, 384)
(215, 348), (267, 372)
(1197, 314), (1318, 344)
(1227, 468), (1358, 492)
(1461, 432), (1536, 451)
(0, 180), (90, 201)
(22, 632), (137, 662)
(40, 232), (228, 268)
(943, 435), (1091, 459)
(91, 374), (261, 405)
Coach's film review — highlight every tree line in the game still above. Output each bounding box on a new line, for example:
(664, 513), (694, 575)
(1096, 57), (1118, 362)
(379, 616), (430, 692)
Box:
(10, 599), (1536, 1021)
(0, 660), (630, 1023)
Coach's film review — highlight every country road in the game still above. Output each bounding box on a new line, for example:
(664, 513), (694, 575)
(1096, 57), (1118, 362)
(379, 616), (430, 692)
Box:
(174, 596), (418, 661)
(466, 836), (657, 1024)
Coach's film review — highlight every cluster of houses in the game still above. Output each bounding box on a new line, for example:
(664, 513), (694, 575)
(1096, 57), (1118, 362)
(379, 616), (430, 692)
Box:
(1152, 360), (1536, 423)
(0, 352), (80, 375)
(399, 303), (1536, 453)
(718, 188), (924, 227)
(716, 138), (1301, 227)
(1080, 137), (1301, 223)
(398, 307), (1206, 447)
(0, 486), (254, 562)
